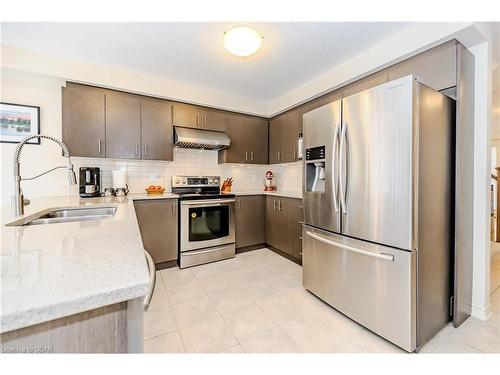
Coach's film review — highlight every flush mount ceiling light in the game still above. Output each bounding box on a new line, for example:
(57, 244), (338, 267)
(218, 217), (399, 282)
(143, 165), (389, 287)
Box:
(222, 25), (263, 57)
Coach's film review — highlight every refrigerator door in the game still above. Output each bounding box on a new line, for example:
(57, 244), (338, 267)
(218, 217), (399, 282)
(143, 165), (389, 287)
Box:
(303, 225), (416, 352)
(302, 100), (342, 233)
(341, 76), (415, 251)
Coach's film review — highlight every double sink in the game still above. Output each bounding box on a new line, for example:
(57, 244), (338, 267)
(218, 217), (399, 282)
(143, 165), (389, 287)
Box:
(6, 206), (117, 227)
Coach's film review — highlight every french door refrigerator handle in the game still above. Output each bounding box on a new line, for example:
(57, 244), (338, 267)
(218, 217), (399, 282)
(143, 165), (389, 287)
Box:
(339, 122), (348, 213)
(305, 231), (394, 262)
(332, 122), (340, 213)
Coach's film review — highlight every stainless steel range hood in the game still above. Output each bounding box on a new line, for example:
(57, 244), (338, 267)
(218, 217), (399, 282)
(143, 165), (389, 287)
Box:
(174, 127), (231, 150)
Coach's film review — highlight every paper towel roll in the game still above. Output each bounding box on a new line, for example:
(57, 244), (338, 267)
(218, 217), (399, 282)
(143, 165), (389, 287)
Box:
(112, 170), (127, 188)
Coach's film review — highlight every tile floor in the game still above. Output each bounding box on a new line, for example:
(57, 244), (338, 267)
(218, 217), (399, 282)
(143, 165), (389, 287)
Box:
(143, 248), (500, 353)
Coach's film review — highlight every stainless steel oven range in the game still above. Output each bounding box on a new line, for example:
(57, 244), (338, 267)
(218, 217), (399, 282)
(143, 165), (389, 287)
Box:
(172, 175), (235, 268)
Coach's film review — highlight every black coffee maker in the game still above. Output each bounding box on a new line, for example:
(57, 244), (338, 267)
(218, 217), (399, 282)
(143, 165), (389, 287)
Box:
(79, 167), (101, 198)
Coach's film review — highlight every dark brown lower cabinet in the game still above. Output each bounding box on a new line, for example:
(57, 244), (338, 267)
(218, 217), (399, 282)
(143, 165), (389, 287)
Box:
(134, 199), (178, 264)
(265, 196), (303, 260)
(235, 195), (266, 248)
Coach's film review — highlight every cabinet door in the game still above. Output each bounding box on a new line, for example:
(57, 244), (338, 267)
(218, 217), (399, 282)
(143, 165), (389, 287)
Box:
(269, 109), (301, 164)
(172, 103), (202, 129)
(235, 195), (266, 248)
(387, 41), (457, 91)
(220, 114), (249, 163)
(141, 99), (174, 161)
(268, 119), (283, 164)
(280, 109), (302, 163)
(105, 93), (141, 159)
(276, 198), (293, 255)
(202, 110), (227, 132)
(265, 196), (279, 248)
(134, 199), (178, 264)
(247, 118), (269, 164)
(342, 71), (388, 98)
(62, 86), (106, 158)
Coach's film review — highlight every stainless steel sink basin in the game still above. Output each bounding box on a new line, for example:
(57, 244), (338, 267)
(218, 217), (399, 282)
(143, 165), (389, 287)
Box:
(6, 206), (117, 226)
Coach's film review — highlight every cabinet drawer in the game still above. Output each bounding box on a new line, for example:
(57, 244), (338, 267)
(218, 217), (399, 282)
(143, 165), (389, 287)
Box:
(303, 226), (416, 352)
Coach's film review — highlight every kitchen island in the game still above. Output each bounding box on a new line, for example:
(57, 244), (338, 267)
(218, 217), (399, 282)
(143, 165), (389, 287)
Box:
(0, 193), (176, 353)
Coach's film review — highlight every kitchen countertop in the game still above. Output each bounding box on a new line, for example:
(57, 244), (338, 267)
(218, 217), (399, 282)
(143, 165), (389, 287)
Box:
(0, 193), (175, 334)
(231, 190), (302, 199)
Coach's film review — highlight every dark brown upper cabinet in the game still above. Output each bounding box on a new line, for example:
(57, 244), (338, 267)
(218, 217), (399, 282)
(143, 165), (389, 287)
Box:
(172, 103), (226, 132)
(105, 93), (142, 159)
(268, 108), (301, 164)
(218, 114), (268, 164)
(62, 85), (106, 158)
(141, 98), (174, 161)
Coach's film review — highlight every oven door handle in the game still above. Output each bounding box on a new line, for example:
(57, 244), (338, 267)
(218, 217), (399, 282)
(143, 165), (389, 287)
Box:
(181, 199), (235, 207)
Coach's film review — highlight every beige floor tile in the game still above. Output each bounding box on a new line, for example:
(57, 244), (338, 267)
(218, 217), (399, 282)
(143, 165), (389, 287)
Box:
(221, 344), (244, 353)
(155, 271), (165, 289)
(345, 329), (405, 353)
(280, 313), (346, 352)
(166, 279), (206, 305)
(208, 285), (257, 314)
(431, 336), (481, 353)
(221, 304), (276, 342)
(240, 327), (303, 353)
(160, 267), (197, 290)
(144, 301), (178, 340)
(451, 317), (500, 353)
(255, 292), (311, 325)
(172, 296), (219, 328)
(149, 286), (170, 309)
(179, 314), (238, 353)
(308, 303), (364, 339)
(144, 330), (185, 353)
(418, 323), (454, 353)
(197, 273), (234, 294)
(190, 262), (223, 279)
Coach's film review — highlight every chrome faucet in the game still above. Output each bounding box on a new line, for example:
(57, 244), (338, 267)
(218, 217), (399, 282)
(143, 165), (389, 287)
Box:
(12, 134), (77, 216)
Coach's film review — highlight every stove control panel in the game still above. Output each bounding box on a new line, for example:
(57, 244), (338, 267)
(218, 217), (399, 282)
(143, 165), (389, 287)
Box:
(172, 175), (220, 188)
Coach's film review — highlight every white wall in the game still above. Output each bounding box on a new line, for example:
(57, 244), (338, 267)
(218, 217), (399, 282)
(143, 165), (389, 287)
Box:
(0, 68), (301, 206)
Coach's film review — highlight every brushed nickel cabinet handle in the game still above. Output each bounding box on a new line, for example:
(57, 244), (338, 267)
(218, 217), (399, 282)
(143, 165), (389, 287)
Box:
(245, 152), (248, 161)
(277, 151), (281, 161)
(144, 144), (148, 157)
(196, 114), (199, 127)
(98, 140), (102, 155)
(273, 199), (277, 211)
(251, 151), (254, 161)
(293, 147), (296, 160)
(204, 115), (207, 127)
(135, 143), (139, 156)
(278, 200), (282, 211)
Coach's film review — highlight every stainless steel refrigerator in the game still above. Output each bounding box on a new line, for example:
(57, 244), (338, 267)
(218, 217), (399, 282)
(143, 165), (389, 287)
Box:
(302, 75), (455, 352)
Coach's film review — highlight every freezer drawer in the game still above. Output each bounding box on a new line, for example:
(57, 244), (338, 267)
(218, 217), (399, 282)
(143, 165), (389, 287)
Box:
(303, 225), (416, 352)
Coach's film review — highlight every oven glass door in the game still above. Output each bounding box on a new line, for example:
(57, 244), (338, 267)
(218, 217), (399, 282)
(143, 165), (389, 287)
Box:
(189, 205), (229, 242)
(181, 199), (235, 252)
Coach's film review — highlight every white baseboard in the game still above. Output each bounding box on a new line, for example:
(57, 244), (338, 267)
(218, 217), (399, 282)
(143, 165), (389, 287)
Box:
(471, 302), (493, 321)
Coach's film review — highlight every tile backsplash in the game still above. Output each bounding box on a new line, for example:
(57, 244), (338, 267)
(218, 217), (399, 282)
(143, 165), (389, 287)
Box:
(71, 148), (302, 195)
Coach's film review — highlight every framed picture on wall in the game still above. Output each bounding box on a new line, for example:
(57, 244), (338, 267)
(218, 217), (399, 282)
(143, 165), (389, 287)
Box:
(0, 102), (40, 144)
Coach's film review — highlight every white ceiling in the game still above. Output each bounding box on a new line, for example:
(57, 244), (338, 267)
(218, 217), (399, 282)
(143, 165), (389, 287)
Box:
(0, 22), (411, 101)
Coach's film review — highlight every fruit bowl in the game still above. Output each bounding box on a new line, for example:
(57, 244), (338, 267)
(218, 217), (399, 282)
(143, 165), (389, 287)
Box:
(145, 185), (165, 195)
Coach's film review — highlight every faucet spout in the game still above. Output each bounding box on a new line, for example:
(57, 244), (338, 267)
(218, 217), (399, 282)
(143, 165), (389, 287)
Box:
(12, 134), (77, 216)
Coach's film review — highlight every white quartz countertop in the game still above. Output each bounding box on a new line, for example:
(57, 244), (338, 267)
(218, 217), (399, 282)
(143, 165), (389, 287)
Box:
(232, 190), (302, 199)
(0, 194), (168, 334)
